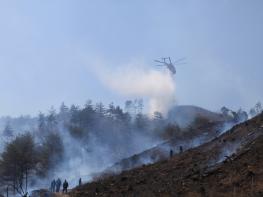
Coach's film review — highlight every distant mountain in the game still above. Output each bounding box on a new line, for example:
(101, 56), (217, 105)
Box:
(167, 105), (226, 128)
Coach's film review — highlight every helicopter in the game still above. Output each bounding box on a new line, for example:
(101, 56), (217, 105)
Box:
(154, 57), (186, 75)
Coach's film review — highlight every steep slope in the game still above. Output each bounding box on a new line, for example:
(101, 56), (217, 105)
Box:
(94, 105), (228, 176)
(105, 118), (224, 175)
(71, 113), (263, 197)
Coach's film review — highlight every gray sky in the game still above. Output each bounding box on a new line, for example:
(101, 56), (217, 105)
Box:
(0, 0), (263, 116)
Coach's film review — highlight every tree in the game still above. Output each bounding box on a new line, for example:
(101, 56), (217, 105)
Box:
(249, 102), (263, 117)
(134, 99), (143, 114)
(95, 102), (106, 117)
(135, 113), (149, 130)
(38, 112), (46, 133)
(70, 105), (80, 125)
(76, 100), (95, 129)
(237, 108), (248, 122)
(58, 102), (70, 124)
(0, 133), (37, 196)
(136, 99), (144, 114)
(46, 107), (57, 132)
(107, 102), (115, 119)
(125, 100), (133, 114)
(153, 111), (164, 127)
(255, 102), (262, 114)
(124, 99), (144, 116)
(250, 108), (257, 117)
(84, 100), (93, 111)
(37, 133), (64, 176)
(59, 102), (69, 115)
(221, 106), (230, 117)
(2, 123), (14, 138)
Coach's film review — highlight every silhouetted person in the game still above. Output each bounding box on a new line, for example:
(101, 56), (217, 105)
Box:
(22, 192), (28, 197)
(179, 146), (183, 153)
(79, 178), (82, 186)
(56, 178), (61, 192)
(51, 179), (56, 192)
(50, 181), (52, 192)
(170, 149), (173, 158)
(63, 180), (69, 193)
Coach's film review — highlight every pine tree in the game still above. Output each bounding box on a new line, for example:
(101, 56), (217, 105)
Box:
(38, 112), (46, 132)
(2, 123), (13, 138)
(70, 105), (80, 125)
(58, 102), (70, 124)
(59, 102), (69, 115)
(255, 102), (262, 114)
(95, 102), (106, 117)
(125, 100), (133, 114)
(47, 107), (57, 132)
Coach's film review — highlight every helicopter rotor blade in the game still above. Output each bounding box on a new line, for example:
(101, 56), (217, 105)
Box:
(174, 62), (187, 66)
(173, 57), (186, 64)
(154, 60), (164, 64)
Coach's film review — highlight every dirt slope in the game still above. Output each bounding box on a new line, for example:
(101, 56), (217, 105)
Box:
(70, 112), (263, 197)
(104, 118), (225, 175)
(102, 105), (230, 175)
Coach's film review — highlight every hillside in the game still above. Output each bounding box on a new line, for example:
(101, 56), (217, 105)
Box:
(167, 105), (227, 128)
(71, 112), (263, 197)
(104, 120), (225, 175)
(96, 105), (229, 176)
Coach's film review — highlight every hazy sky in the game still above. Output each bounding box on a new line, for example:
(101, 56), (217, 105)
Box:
(0, 0), (263, 116)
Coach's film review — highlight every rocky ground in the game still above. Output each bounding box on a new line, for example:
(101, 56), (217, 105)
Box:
(70, 113), (263, 197)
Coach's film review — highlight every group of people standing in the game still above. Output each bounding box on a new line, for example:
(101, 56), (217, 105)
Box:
(50, 178), (69, 193)
(170, 146), (184, 158)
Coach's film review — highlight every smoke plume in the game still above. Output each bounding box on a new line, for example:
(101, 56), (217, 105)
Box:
(95, 61), (176, 116)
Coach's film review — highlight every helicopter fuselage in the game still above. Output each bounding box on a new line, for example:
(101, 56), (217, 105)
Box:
(165, 63), (176, 74)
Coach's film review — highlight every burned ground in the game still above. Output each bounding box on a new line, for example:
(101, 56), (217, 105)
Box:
(70, 113), (263, 197)
(103, 117), (225, 175)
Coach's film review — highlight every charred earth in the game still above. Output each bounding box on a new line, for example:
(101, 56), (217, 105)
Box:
(71, 112), (263, 197)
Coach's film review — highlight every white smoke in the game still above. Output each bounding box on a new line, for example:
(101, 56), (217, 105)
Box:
(95, 61), (176, 116)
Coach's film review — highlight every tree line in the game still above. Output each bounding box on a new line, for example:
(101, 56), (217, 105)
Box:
(0, 100), (167, 196)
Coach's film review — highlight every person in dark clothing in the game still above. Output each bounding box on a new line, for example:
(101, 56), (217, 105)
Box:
(50, 181), (53, 192)
(63, 180), (69, 193)
(79, 178), (82, 186)
(56, 178), (62, 192)
(22, 192), (28, 197)
(170, 149), (174, 158)
(51, 179), (56, 192)
(179, 146), (183, 153)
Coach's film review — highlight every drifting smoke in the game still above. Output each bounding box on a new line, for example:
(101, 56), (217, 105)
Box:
(29, 108), (163, 189)
(47, 127), (160, 187)
(95, 62), (176, 116)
